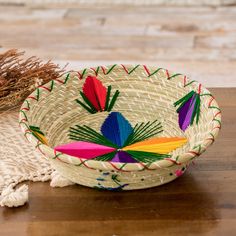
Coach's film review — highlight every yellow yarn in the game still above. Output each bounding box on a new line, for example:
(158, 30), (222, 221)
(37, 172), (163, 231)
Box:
(122, 137), (187, 154)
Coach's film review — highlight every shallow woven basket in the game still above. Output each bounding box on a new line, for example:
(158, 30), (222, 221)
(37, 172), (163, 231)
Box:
(19, 64), (221, 190)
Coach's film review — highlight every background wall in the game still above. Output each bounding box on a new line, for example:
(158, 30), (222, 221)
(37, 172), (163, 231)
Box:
(1, 0), (236, 6)
(0, 0), (236, 87)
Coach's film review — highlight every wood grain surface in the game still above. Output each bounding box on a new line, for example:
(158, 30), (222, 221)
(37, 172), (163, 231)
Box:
(0, 5), (236, 87)
(0, 88), (235, 235)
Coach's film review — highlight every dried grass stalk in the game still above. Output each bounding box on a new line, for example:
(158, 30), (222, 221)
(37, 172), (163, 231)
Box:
(0, 49), (66, 111)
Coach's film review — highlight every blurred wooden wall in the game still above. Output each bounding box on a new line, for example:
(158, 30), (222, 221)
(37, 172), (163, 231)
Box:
(0, 3), (236, 87)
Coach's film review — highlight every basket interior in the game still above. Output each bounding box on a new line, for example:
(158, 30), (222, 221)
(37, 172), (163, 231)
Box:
(25, 65), (215, 161)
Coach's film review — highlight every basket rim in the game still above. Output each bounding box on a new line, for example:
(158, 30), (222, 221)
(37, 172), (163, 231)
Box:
(19, 64), (222, 172)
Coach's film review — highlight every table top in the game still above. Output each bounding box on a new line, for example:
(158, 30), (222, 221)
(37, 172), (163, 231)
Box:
(0, 88), (235, 236)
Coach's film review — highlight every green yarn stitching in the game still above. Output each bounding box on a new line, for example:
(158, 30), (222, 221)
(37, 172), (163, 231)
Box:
(69, 125), (118, 148)
(124, 119), (163, 146)
(126, 150), (170, 163)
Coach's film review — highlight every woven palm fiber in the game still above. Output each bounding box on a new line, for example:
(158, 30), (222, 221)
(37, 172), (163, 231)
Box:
(19, 65), (221, 191)
(0, 108), (75, 207)
(0, 109), (50, 206)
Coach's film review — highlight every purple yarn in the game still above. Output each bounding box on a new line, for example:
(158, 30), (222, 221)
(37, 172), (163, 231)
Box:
(111, 151), (137, 163)
(178, 94), (197, 131)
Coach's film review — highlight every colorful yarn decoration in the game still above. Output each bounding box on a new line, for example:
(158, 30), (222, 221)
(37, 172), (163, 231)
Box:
(55, 112), (187, 163)
(95, 174), (129, 191)
(29, 126), (48, 145)
(174, 91), (201, 131)
(101, 112), (133, 147)
(76, 76), (120, 113)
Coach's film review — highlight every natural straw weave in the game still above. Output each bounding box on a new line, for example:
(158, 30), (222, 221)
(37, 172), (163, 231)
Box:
(19, 65), (221, 190)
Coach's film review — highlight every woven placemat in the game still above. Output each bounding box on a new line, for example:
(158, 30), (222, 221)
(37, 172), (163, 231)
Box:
(0, 109), (74, 207)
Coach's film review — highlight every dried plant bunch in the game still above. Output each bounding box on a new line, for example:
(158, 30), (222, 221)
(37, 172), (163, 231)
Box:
(0, 49), (65, 111)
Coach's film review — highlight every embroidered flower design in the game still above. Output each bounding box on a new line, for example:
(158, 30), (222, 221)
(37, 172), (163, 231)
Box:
(55, 112), (187, 163)
(29, 125), (48, 145)
(174, 90), (201, 131)
(76, 76), (119, 113)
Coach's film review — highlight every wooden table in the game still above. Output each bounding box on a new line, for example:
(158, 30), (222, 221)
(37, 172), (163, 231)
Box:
(0, 88), (235, 235)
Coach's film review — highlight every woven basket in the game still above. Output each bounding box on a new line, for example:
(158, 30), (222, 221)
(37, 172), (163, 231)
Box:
(19, 64), (221, 190)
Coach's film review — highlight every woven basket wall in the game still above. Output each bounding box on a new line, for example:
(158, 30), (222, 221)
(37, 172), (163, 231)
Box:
(19, 65), (221, 190)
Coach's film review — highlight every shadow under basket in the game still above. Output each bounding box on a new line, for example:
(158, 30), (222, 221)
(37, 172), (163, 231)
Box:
(19, 64), (221, 190)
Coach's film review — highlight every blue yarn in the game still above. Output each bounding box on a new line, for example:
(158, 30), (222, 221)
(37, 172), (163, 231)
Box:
(101, 112), (133, 147)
